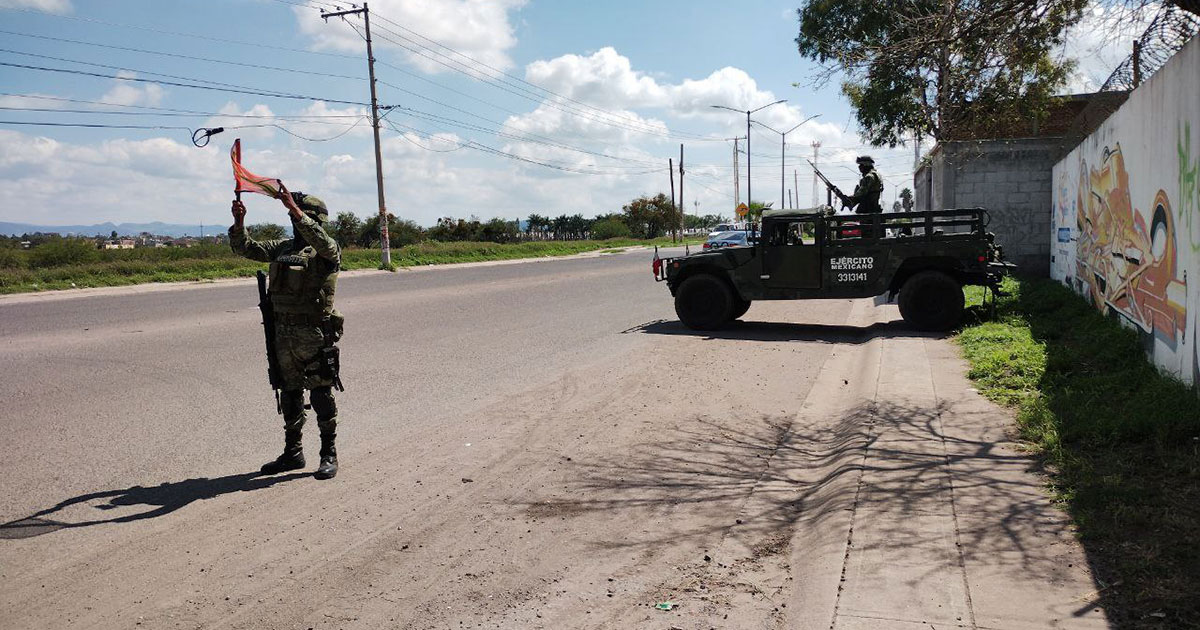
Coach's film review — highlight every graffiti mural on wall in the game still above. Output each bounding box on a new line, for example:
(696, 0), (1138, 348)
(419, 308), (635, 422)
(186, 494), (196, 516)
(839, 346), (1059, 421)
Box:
(1074, 144), (1188, 348)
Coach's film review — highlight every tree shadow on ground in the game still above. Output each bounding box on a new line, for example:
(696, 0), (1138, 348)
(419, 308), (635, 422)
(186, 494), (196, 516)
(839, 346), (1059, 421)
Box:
(0, 471), (307, 540)
(625, 318), (942, 344)
(517, 399), (1099, 618)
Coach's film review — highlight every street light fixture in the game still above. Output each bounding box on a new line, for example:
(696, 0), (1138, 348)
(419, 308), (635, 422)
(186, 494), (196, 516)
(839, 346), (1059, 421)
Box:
(753, 114), (821, 208)
(711, 99), (786, 221)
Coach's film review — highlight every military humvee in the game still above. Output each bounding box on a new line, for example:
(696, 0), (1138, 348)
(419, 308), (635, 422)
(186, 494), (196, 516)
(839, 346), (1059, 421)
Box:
(654, 207), (1010, 331)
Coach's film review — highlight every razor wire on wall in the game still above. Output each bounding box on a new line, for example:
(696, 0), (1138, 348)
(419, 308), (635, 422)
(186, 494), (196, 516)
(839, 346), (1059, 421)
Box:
(1100, 4), (1199, 91)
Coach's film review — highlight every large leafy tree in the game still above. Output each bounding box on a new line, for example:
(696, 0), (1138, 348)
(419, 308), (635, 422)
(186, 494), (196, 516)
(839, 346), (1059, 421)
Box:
(795, 0), (1089, 146)
(621, 194), (680, 240)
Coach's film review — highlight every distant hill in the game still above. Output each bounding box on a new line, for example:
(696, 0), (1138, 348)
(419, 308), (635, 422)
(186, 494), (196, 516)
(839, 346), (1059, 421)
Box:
(0, 221), (222, 238)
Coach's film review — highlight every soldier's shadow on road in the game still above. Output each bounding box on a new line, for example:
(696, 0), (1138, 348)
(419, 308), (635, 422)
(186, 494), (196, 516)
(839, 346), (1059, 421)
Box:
(626, 318), (944, 343)
(0, 471), (307, 540)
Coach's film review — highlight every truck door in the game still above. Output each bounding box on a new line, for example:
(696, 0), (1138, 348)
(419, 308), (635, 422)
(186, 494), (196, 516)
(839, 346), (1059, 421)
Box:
(763, 218), (821, 289)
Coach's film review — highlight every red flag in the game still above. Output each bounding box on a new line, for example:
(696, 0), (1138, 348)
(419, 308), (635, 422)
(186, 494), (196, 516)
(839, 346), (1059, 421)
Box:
(231, 138), (282, 198)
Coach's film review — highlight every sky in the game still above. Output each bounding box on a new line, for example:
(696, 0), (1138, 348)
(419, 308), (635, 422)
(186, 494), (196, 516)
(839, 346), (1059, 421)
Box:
(0, 0), (1146, 229)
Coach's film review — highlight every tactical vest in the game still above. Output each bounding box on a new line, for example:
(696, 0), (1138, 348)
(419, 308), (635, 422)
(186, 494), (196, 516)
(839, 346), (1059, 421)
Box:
(267, 240), (338, 317)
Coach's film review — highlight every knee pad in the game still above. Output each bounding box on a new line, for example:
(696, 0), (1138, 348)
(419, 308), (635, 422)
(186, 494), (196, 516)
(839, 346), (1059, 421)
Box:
(310, 386), (337, 421)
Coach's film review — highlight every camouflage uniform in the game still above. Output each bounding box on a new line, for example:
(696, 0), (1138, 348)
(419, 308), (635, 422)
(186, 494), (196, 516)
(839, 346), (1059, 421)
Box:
(846, 158), (884, 215)
(230, 194), (343, 478)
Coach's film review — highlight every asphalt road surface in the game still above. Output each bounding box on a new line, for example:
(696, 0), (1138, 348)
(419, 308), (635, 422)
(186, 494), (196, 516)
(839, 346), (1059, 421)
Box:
(0, 249), (1106, 630)
(0, 248), (854, 628)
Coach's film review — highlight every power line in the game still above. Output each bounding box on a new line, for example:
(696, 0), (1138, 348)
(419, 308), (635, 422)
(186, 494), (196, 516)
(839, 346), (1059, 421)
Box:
(364, 20), (718, 143)
(0, 30), (367, 81)
(384, 119), (659, 176)
(0, 61), (371, 107)
(369, 10), (713, 140)
(376, 82), (660, 166)
(0, 6), (361, 60)
(0, 116), (369, 141)
(0, 93), (363, 119)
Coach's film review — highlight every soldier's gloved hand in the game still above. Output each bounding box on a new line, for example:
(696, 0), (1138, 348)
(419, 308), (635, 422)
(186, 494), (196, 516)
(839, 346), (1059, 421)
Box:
(231, 199), (246, 226)
(277, 182), (303, 220)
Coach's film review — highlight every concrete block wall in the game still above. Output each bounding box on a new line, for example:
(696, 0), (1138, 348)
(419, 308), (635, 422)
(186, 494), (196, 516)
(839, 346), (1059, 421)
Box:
(915, 138), (1060, 275)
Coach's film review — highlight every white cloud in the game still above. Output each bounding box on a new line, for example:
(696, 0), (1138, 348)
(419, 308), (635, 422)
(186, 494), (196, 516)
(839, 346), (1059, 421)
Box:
(293, 0), (527, 74)
(0, 0), (71, 13)
(508, 48), (845, 160)
(100, 73), (165, 107)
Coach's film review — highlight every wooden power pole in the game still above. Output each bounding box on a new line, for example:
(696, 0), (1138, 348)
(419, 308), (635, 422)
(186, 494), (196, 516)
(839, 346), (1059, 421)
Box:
(321, 2), (391, 268)
(668, 158), (676, 243)
(678, 144), (684, 240)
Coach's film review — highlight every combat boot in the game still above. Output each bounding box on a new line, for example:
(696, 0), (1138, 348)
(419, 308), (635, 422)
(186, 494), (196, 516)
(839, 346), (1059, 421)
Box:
(261, 429), (305, 475)
(315, 430), (337, 480)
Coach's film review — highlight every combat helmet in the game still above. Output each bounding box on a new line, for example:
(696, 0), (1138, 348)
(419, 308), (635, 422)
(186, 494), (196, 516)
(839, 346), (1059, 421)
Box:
(289, 191), (329, 223)
(855, 155), (875, 166)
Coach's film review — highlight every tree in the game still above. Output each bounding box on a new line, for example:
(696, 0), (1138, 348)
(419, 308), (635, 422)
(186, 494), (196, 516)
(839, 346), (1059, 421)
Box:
(109, 230), (118, 240)
(621, 193), (680, 239)
(795, 0), (1089, 146)
(330, 212), (363, 248)
(247, 223), (287, 241)
(745, 200), (772, 223)
(899, 188), (914, 212)
(478, 217), (519, 243)
(526, 213), (551, 236)
(357, 214), (422, 248)
(592, 218), (631, 239)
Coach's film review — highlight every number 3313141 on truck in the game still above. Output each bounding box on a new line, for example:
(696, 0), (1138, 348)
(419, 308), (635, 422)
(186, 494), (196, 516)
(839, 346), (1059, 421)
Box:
(653, 207), (1013, 331)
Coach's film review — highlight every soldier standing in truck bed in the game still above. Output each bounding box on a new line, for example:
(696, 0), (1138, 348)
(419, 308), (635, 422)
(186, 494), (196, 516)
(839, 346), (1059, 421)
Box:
(842, 155), (884, 215)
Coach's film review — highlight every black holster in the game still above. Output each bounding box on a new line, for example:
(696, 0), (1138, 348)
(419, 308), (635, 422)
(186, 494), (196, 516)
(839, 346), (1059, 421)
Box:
(320, 317), (345, 392)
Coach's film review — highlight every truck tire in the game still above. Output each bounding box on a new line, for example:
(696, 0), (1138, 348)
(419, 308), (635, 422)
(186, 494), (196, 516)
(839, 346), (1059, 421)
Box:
(898, 271), (964, 331)
(675, 274), (734, 330)
(731, 298), (751, 320)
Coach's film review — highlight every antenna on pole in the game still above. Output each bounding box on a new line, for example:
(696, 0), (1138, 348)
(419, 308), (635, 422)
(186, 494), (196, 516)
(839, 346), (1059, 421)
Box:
(321, 2), (392, 269)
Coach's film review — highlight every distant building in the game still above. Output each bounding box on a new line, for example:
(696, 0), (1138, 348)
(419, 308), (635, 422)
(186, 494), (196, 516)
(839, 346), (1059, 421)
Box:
(103, 239), (135, 250)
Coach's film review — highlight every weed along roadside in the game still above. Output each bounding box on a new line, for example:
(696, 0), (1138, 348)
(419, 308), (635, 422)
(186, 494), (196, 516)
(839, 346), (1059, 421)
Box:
(957, 277), (1200, 628)
(0, 237), (702, 295)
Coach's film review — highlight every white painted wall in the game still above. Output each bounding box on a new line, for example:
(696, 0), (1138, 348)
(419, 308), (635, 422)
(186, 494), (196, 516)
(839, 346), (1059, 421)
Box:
(1051, 36), (1200, 385)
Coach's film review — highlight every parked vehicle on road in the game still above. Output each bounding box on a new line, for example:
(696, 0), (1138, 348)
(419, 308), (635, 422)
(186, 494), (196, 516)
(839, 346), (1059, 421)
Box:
(655, 207), (1011, 331)
(707, 223), (743, 238)
(703, 231), (752, 250)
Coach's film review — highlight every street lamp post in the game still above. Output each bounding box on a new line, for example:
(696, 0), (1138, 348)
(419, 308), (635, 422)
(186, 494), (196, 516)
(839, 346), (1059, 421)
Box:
(753, 114), (821, 209)
(711, 100), (785, 221)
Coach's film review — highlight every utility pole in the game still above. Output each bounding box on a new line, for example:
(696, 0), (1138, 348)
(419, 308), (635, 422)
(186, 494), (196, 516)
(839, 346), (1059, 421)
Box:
(794, 169), (800, 209)
(669, 157), (676, 243)
(678, 144), (685, 240)
(913, 132), (922, 170)
(787, 189), (792, 209)
(810, 141), (821, 206)
(712, 101), (786, 222)
(733, 138), (740, 208)
(322, 2), (390, 268)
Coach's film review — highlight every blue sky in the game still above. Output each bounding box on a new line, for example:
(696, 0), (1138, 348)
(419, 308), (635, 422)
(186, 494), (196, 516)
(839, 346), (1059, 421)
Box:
(0, 0), (1134, 228)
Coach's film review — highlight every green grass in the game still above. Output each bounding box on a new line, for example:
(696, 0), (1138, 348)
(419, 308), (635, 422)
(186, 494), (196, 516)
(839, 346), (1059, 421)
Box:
(0, 237), (702, 295)
(958, 277), (1200, 629)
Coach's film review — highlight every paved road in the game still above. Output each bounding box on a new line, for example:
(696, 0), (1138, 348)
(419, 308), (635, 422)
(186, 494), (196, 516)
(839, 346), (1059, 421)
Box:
(0, 250), (1106, 629)
(0, 248), (721, 521)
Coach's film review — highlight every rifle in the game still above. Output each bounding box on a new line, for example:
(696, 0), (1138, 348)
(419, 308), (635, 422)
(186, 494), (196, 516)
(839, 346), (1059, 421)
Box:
(807, 159), (850, 207)
(256, 270), (284, 414)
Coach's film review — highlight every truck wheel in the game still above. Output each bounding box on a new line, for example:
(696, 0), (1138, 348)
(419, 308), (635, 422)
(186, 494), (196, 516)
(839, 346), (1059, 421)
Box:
(675, 274), (734, 330)
(731, 298), (751, 320)
(898, 271), (964, 331)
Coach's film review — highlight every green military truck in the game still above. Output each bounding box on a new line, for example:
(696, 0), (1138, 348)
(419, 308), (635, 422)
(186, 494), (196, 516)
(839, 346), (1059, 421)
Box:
(654, 207), (1010, 331)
